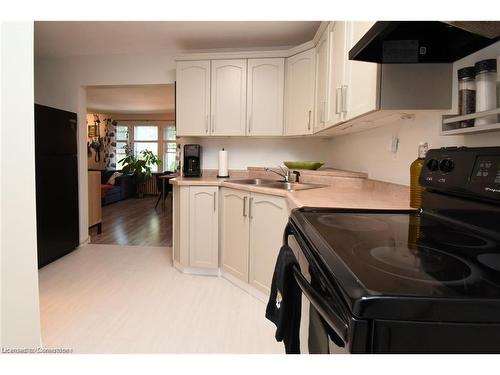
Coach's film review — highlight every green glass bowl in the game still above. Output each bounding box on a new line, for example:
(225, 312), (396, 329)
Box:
(283, 161), (325, 170)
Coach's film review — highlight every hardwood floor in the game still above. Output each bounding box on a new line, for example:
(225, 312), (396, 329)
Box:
(38, 244), (283, 353)
(90, 195), (172, 247)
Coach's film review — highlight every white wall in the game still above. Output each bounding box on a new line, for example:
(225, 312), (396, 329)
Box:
(329, 42), (500, 186)
(179, 137), (333, 170)
(1, 22), (41, 348)
(35, 52), (177, 243)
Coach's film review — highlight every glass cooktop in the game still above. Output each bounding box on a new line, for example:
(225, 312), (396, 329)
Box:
(291, 208), (500, 300)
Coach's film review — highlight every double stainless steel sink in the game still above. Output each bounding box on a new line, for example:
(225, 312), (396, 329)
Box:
(227, 178), (326, 192)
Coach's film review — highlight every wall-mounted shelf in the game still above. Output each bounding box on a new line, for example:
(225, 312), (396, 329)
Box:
(442, 107), (500, 135)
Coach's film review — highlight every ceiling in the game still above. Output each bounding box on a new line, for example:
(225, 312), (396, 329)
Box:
(86, 85), (175, 115)
(35, 21), (321, 58)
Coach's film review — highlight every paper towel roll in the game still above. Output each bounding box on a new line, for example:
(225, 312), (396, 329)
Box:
(218, 148), (229, 177)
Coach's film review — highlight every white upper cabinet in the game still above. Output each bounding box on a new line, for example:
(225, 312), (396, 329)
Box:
(176, 60), (211, 136)
(327, 21), (348, 128)
(211, 59), (247, 136)
(343, 21), (380, 122)
(314, 26), (331, 132)
(284, 49), (315, 136)
(246, 58), (284, 136)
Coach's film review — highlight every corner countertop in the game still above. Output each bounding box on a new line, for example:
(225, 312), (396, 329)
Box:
(169, 174), (412, 210)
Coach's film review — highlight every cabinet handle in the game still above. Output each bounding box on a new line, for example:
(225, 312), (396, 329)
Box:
(248, 114), (252, 133)
(307, 110), (311, 130)
(249, 197), (253, 219)
(213, 192), (216, 211)
(205, 115), (209, 133)
(341, 85), (348, 113)
(243, 196), (247, 217)
(212, 114), (215, 133)
(335, 87), (342, 115)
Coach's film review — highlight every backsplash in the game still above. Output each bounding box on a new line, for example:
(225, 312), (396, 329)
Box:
(328, 112), (500, 186)
(177, 137), (332, 170)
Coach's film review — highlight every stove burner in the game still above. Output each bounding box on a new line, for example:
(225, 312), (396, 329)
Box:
(317, 214), (389, 232)
(478, 253), (500, 272)
(352, 243), (477, 285)
(431, 230), (491, 249)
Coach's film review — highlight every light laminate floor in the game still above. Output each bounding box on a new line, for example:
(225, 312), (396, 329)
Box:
(38, 244), (283, 354)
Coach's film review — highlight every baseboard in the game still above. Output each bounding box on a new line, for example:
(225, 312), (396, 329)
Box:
(173, 260), (220, 276)
(79, 236), (91, 246)
(171, 261), (269, 302)
(222, 272), (269, 303)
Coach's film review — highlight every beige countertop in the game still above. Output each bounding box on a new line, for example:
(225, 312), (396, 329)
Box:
(170, 173), (411, 210)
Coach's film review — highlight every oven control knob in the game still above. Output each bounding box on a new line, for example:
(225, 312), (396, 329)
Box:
(426, 159), (439, 172)
(439, 159), (455, 173)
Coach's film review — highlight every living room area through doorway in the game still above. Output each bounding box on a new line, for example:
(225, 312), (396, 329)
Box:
(86, 84), (177, 247)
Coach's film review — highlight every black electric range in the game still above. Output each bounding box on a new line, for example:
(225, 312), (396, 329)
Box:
(285, 146), (500, 353)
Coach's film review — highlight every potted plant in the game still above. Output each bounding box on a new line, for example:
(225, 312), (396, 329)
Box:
(119, 146), (162, 198)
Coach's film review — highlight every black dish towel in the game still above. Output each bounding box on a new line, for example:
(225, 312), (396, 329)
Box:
(265, 244), (302, 354)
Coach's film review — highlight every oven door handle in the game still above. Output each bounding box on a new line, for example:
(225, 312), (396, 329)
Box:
(293, 265), (348, 346)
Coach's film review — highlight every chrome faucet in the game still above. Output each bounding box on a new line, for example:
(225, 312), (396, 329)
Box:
(265, 166), (292, 182)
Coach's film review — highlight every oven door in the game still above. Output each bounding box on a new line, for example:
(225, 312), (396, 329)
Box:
(284, 222), (350, 354)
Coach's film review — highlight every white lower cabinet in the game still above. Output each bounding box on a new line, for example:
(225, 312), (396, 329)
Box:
(248, 192), (289, 294)
(189, 186), (219, 268)
(173, 185), (219, 270)
(220, 188), (250, 281)
(220, 188), (288, 294)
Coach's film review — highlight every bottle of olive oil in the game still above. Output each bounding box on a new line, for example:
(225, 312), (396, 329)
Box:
(410, 142), (428, 209)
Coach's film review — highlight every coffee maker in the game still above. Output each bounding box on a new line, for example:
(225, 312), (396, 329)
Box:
(183, 144), (202, 177)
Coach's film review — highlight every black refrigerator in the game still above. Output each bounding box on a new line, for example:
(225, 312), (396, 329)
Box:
(35, 104), (79, 268)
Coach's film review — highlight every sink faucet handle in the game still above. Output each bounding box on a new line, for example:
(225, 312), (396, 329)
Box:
(292, 171), (301, 183)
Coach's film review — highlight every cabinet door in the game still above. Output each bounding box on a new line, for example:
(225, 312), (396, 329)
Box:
(247, 58), (284, 136)
(248, 192), (288, 294)
(189, 186), (219, 269)
(284, 49), (315, 136)
(343, 22), (380, 121)
(211, 59), (247, 136)
(327, 21), (347, 128)
(176, 60), (211, 136)
(314, 25), (331, 132)
(220, 188), (250, 282)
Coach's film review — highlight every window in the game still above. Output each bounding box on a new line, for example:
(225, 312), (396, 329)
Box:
(133, 125), (159, 172)
(163, 126), (177, 172)
(115, 125), (129, 169)
(115, 123), (176, 173)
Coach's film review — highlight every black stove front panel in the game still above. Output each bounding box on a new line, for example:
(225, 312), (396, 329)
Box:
(291, 208), (500, 322)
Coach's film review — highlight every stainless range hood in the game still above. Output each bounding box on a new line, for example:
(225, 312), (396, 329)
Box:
(349, 21), (500, 63)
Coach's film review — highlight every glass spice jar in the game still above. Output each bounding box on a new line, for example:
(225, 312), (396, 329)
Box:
(457, 66), (476, 128)
(475, 58), (498, 126)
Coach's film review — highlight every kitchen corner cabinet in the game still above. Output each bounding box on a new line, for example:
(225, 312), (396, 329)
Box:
(211, 59), (247, 136)
(284, 49), (315, 136)
(220, 188), (288, 294)
(173, 185), (219, 270)
(176, 60), (211, 136)
(247, 58), (284, 136)
(220, 188), (250, 281)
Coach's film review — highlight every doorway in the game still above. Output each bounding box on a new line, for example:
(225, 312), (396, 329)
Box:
(85, 84), (177, 246)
